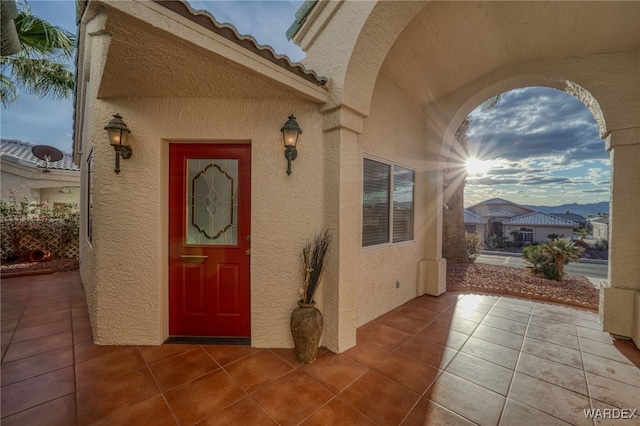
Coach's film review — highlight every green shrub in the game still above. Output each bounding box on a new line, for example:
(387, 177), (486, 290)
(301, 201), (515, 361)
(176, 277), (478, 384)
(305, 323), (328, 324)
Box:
(522, 239), (583, 281)
(465, 232), (483, 263)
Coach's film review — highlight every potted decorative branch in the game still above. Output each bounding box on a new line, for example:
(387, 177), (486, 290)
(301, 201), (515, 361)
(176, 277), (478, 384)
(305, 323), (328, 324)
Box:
(290, 229), (332, 363)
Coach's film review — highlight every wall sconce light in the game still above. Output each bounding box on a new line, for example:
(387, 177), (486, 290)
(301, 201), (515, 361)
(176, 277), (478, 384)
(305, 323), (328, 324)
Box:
(280, 114), (302, 175)
(104, 113), (132, 174)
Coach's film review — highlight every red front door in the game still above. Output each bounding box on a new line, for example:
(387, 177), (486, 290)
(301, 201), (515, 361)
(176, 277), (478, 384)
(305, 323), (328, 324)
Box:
(169, 143), (251, 338)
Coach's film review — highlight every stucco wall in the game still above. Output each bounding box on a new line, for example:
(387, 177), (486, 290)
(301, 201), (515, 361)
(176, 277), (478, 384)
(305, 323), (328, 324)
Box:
(355, 74), (428, 327)
(81, 96), (323, 347)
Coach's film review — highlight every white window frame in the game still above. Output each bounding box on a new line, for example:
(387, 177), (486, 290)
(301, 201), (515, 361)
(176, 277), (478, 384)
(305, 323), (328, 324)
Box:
(362, 155), (415, 250)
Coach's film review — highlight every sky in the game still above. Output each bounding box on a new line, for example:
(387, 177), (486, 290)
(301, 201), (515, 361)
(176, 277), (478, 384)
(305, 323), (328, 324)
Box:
(1, 1), (610, 208)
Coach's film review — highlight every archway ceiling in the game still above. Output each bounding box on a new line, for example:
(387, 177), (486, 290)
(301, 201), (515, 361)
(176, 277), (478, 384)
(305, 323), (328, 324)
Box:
(379, 1), (639, 106)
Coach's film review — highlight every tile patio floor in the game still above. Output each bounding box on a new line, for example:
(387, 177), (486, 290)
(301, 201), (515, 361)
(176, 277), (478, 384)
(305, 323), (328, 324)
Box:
(1, 271), (639, 425)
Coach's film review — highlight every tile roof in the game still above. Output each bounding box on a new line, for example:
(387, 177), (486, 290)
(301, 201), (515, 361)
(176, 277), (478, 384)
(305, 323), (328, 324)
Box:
(464, 209), (487, 224)
(482, 209), (515, 218)
(502, 211), (577, 227)
(483, 198), (514, 205)
(153, 0), (327, 86)
(1, 139), (80, 172)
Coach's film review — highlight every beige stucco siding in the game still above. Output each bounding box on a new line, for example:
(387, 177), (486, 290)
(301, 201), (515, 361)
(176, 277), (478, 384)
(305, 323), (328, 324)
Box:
(356, 74), (428, 327)
(80, 96), (323, 346)
(504, 225), (575, 243)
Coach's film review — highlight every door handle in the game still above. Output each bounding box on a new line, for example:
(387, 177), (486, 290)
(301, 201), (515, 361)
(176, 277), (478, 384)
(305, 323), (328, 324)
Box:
(245, 249), (251, 256)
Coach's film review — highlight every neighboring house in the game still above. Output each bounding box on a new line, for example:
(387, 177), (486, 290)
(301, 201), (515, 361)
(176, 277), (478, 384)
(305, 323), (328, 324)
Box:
(0, 139), (80, 206)
(463, 209), (487, 241)
(467, 198), (577, 243)
(549, 212), (588, 229)
(502, 211), (577, 243)
(591, 217), (610, 241)
(73, 1), (639, 350)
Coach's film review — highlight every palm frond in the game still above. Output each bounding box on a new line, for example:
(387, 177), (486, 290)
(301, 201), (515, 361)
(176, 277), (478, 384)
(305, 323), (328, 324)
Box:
(14, 4), (75, 59)
(5, 56), (74, 100)
(0, 70), (18, 107)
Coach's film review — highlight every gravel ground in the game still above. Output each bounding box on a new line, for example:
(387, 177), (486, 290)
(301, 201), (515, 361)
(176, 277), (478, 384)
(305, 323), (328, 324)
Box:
(1, 258), (79, 276)
(447, 262), (599, 308)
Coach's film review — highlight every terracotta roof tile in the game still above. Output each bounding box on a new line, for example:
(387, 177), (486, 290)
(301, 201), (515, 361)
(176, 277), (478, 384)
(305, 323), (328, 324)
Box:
(502, 211), (577, 227)
(1, 139), (79, 172)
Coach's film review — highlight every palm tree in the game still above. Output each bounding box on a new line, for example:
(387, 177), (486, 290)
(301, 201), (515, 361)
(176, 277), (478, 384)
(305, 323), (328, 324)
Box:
(542, 238), (584, 281)
(0, 1), (75, 107)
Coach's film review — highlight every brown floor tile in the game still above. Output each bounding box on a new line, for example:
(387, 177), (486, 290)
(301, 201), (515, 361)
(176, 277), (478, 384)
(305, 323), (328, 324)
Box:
(252, 371), (333, 426)
(343, 339), (393, 369)
(375, 351), (440, 394)
(1, 346), (73, 386)
(613, 338), (640, 368)
(300, 352), (368, 394)
(416, 323), (469, 350)
(394, 304), (441, 324)
(425, 371), (505, 426)
(529, 315), (577, 335)
(16, 309), (70, 329)
(433, 314), (479, 335)
(270, 347), (304, 367)
(1, 366), (75, 418)
(480, 314), (528, 335)
(521, 337), (584, 369)
(501, 399), (570, 426)
(398, 336), (457, 370)
(487, 306), (531, 324)
(77, 368), (161, 425)
(10, 318), (72, 343)
(1, 318), (19, 333)
(224, 350), (294, 393)
(375, 311), (429, 334)
(471, 324), (524, 351)
(460, 336), (519, 370)
(203, 344), (262, 366)
(72, 326), (93, 344)
(580, 337), (634, 364)
(406, 296), (454, 314)
(0, 394), (76, 426)
(92, 394), (176, 426)
(356, 322), (413, 350)
(302, 397), (376, 425)
(164, 369), (246, 426)
(446, 306), (487, 323)
(75, 346), (146, 390)
(138, 343), (198, 364)
(199, 396), (277, 425)
(587, 371), (640, 409)
(516, 353), (588, 396)
(402, 398), (475, 426)
(73, 341), (130, 364)
(22, 301), (70, 317)
(445, 351), (513, 396)
(340, 370), (420, 425)
(509, 372), (591, 425)
(149, 347), (219, 391)
(2, 331), (72, 363)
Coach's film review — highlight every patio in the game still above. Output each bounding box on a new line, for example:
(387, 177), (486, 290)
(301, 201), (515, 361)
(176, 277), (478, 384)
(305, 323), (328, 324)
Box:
(1, 271), (638, 425)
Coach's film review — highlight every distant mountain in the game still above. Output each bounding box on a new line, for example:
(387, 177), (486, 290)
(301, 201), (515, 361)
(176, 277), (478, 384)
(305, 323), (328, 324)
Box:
(524, 202), (609, 218)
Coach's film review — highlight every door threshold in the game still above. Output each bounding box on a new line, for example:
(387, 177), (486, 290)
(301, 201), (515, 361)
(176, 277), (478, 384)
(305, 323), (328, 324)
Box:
(164, 336), (251, 346)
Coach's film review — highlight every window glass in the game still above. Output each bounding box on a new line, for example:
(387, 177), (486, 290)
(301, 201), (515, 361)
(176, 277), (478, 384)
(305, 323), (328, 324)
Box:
(362, 158), (390, 247)
(362, 158), (414, 248)
(393, 166), (414, 243)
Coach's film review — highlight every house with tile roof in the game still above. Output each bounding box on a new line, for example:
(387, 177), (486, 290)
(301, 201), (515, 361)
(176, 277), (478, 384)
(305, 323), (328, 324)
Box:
(466, 198), (577, 243)
(463, 209), (487, 241)
(1, 139), (80, 207)
(73, 0), (639, 350)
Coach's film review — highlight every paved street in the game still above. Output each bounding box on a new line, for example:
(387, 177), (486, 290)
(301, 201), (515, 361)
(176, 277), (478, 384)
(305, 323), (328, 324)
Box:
(477, 252), (608, 280)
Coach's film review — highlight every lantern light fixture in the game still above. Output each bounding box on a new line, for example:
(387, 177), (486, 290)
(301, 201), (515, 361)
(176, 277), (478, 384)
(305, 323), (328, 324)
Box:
(104, 113), (132, 174)
(280, 114), (302, 175)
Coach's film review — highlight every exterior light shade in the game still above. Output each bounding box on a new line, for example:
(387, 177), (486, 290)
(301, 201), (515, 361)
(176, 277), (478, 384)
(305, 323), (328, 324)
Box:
(104, 113), (133, 174)
(280, 114), (302, 175)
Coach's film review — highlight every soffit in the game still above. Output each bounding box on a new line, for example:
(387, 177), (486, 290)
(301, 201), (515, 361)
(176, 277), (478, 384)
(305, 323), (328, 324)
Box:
(97, 4), (326, 101)
(380, 1), (640, 106)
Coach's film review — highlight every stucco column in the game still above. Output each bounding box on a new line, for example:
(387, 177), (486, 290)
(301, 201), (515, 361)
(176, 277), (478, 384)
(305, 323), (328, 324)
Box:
(602, 127), (640, 348)
(417, 156), (447, 296)
(320, 106), (362, 354)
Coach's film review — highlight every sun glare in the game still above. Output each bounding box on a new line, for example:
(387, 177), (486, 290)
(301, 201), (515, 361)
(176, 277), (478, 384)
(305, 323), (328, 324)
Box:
(466, 157), (495, 176)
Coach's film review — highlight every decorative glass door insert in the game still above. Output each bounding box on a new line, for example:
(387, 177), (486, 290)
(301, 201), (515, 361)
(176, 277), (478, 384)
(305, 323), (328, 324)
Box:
(186, 159), (238, 245)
